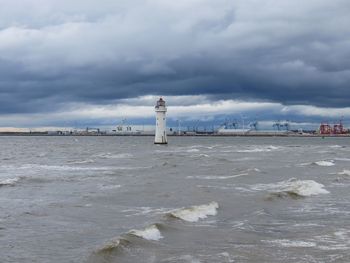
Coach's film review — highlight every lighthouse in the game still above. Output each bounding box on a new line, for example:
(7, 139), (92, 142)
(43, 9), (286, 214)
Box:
(154, 97), (168, 144)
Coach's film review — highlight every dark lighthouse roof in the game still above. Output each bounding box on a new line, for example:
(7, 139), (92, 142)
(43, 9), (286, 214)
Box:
(156, 97), (166, 107)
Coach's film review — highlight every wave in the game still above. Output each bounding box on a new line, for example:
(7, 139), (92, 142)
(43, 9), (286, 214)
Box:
(98, 184), (122, 190)
(94, 202), (220, 248)
(338, 170), (350, 176)
(67, 159), (95, 164)
(93, 225), (163, 257)
(251, 178), (329, 198)
(190, 153), (210, 158)
(263, 239), (316, 248)
(299, 160), (336, 167)
(334, 158), (350, 162)
(329, 145), (345, 148)
(95, 237), (131, 254)
(187, 173), (248, 180)
(0, 177), (20, 186)
(90, 202), (220, 261)
(96, 153), (134, 159)
(276, 180), (329, 198)
(314, 160), (335, 167)
(167, 202), (219, 222)
(121, 206), (170, 217)
(1, 164), (150, 171)
(128, 224), (163, 241)
(189, 145), (219, 150)
(237, 145), (280, 153)
(311, 229), (350, 251)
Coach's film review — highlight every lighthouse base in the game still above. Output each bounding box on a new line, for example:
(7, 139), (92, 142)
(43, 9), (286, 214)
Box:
(154, 142), (168, 145)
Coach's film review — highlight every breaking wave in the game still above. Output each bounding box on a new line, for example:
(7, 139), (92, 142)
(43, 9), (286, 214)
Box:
(250, 178), (329, 198)
(92, 224), (164, 259)
(314, 160), (335, 167)
(128, 224), (163, 241)
(329, 145), (345, 148)
(91, 202), (220, 261)
(187, 173), (248, 180)
(299, 160), (336, 167)
(338, 170), (350, 176)
(0, 177), (20, 186)
(95, 237), (131, 254)
(167, 202), (219, 222)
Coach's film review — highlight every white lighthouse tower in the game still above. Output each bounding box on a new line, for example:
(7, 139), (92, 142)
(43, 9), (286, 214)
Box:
(154, 97), (168, 144)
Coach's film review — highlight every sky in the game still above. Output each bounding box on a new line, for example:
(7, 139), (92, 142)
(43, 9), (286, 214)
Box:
(0, 0), (349, 130)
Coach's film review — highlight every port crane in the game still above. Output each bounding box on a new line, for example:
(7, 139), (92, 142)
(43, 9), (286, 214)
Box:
(273, 121), (290, 131)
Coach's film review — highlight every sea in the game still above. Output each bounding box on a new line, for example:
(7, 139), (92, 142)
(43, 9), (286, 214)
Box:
(0, 136), (349, 263)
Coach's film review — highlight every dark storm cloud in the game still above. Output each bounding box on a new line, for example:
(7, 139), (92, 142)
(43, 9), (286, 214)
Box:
(0, 0), (350, 114)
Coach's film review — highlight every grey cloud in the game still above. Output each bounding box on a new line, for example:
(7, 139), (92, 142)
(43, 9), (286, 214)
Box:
(0, 0), (349, 115)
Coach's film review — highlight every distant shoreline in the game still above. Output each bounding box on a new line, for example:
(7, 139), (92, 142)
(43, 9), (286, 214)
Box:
(0, 132), (349, 137)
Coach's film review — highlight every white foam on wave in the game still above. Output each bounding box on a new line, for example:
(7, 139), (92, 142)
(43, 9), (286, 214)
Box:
(298, 162), (312, 166)
(95, 237), (130, 253)
(237, 145), (280, 153)
(169, 202), (219, 222)
(300, 160), (336, 167)
(187, 173), (248, 180)
(96, 153), (133, 159)
(285, 180), (329, 196)
(250, 178), (329, 197)
(0, 177), (20, 186)
(334, 229), (350, 240)
(329, 145), (344, 148)
(338, 170), (350, 176)
(98, 184), (121, 190)
(189, 144), (219, 150)
(128, 224), (163, 241)
(263, 239), (317, 248)
(314, 160), (335, 167)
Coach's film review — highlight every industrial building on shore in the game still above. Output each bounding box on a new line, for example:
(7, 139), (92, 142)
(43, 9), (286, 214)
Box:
(0, 98), (349, 137)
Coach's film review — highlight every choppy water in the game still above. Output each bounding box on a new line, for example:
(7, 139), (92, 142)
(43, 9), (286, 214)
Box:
(0, 136), (350, 263)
